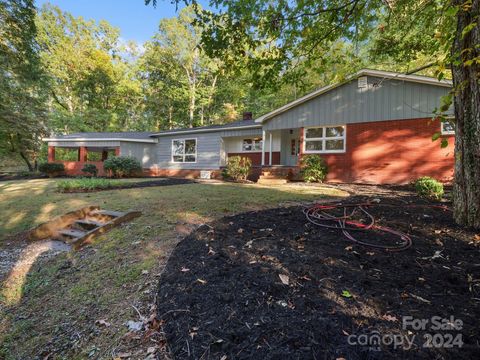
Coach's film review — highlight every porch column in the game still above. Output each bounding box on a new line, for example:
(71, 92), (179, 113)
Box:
(78, 146), (87, 162)
(115, 147), (120, 156)
(47, 146), (55, 162)
(298, 127), (304, 166)
(261, 130), (266, 166)
(269, 132), (273, 166)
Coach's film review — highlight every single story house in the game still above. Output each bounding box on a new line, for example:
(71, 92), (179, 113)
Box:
(44, 69), (455, 184)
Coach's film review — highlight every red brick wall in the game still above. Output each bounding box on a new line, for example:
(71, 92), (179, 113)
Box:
(144, 168), (221, 179)
(227, 152), (281, 166)
(301, 118), (454, 184)
(60, 161), (106, 176)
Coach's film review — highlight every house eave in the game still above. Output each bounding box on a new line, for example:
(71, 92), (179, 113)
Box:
(150, 124), (262, 137)
(43, 138), (158, 144)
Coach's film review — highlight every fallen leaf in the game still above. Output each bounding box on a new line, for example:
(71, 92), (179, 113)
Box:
(435, 239), (444, 246)
(237, 228), (244, 234)
(366, 252), (375, 256)
(341, 330), (350, 336)
(125, 320), (143, 331)
(344, 246), (353, 251)
(434, 230), (442, 234)
(142, 270), (149, 275)
(474, 234), (480, 241)
(181, 267), (190, 272)
(95, 319), (111, 327)
(279, 274), (289, 285)
(341, 290), (352, 298)
(147, 346), (157, 354)
(382, 314), (398, 322)
(116, 353), (132, 358)
(197, 278), (207, 284)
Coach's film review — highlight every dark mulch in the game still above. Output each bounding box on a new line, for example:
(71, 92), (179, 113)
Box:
(156, 189), (480, 359)
(60, 178), (195, 192)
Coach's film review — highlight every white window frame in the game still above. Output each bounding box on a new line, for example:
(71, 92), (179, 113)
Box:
(241, 137), (263, 152)
(441, 118), (455, 135)
(171, 138), (197, 163)
(303, 125), (346, 154)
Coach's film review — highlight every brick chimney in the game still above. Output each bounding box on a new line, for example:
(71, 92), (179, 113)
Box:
(242, 111), (253, 121)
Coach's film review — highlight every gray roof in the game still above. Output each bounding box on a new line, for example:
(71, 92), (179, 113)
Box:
(49, 131), (155, 140)
(150, 119), (260, 137)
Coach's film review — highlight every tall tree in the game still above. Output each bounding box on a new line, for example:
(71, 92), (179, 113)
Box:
(146, 0), (479, 229)
(36, 4), (143, 133)
(0, 0), (47, 171)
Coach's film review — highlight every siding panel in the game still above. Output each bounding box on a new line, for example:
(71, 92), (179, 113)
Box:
(264, 77), (452, 130)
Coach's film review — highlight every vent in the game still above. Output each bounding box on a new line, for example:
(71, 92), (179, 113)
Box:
(358, 76), (368, 88)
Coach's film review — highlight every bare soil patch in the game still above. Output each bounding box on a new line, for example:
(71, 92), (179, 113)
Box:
(156, 188), (480, 359)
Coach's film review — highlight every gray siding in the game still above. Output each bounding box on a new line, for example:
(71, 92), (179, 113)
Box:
(120, 142), (157, 168)
(155, 133), (222, 170)
(48, 140), (120, 147)
(264, 76), (452, 130)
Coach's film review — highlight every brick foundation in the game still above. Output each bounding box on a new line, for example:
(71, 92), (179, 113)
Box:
(143, 168), (222, 179)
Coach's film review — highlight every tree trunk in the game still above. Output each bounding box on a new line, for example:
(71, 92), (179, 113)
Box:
(19, 151), (34, 172)
(451, 0), (480, 229)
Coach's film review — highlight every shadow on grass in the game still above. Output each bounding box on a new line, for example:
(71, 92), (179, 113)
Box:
(0, 181), (346, 359)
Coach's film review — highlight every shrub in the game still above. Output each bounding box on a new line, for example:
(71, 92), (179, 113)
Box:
(81, 163), (98, 177)
(38, 162), (65, 178)
(103, 156), (142, 178)
(57, 178), (123, 192)
(415, 176), (444, 200)
(224, 156), (252, 181)
(300, 154), (328, 183)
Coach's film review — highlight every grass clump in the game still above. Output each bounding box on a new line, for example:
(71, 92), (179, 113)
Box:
(415, 176), (444, 200)
(56, 177), (123, 192)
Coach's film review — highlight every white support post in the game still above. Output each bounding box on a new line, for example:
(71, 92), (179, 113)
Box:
(269, 132), (273, 166)
(261, 130), (266, 166)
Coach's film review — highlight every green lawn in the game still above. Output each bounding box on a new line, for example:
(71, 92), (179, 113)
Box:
(0, 178), (346, 359)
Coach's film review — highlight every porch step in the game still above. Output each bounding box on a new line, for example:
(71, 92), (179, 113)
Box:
(257, 177), (288, 185)
(74, 219), (104, 230)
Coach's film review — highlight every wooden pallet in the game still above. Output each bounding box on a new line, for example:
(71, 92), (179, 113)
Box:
(29, 207), (141, 249)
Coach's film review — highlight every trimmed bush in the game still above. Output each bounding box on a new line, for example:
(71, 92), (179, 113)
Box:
(57, 178), (123, 192)
(81, 163), (98, 177)
(415, 176), (444, 200)
(103, 156), (142, 178)
(38, 162), (65, 178)
(300, 154), (328, 183)
(224, 156), (252, 181)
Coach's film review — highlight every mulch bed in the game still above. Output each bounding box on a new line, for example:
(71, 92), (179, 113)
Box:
(156, 189), (480, 359)
(60, 178), (195, 193)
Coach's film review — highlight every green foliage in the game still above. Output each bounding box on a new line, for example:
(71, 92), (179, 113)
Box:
(300, 155), (328, 183)
(415, 176), (444, 200)
(224, 156), (252, 181)
(81, 163), (98, 177)
(56, 177), (123, 192)
(0, 0), (48, 171)
(38, 162), (65, 177)
(103, 156), (142, 178)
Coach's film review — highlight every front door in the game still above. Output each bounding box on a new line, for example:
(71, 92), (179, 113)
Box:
(286, 130), (300, 166)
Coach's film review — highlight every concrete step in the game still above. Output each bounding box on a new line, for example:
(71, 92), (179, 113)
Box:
(259, 174), (286, 179)
(257, 178), (289, 185)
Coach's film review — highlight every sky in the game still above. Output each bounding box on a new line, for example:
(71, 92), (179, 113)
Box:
(35, 0), (206, 44)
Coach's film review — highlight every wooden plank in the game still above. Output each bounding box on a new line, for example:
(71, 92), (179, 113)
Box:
(90, 209), (124, 218)
(75, 219), (103, 227)
(58, 228), (86, 238)
(71, 211), (142, 249)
